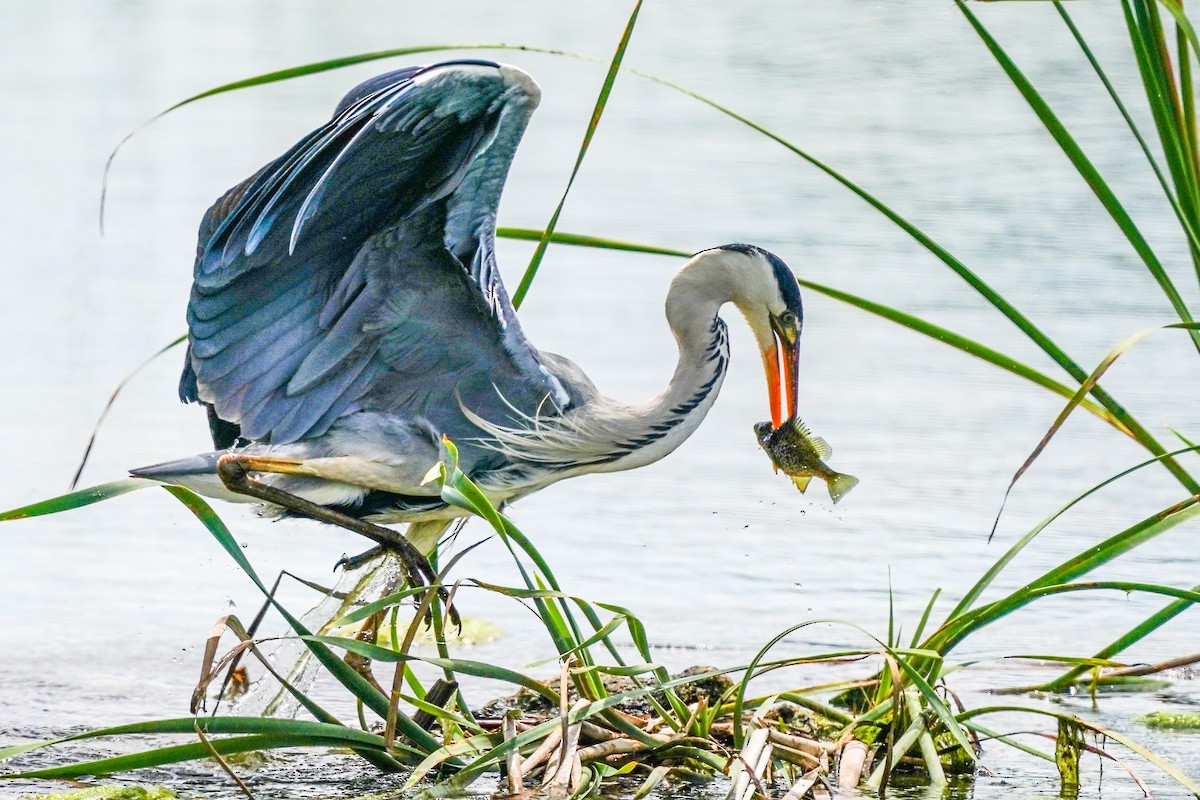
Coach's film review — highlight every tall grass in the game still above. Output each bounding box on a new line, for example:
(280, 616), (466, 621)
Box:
(6, 1), (1200, 797)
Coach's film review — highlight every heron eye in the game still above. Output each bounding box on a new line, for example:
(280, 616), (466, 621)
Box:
(780, 311), (797, 328)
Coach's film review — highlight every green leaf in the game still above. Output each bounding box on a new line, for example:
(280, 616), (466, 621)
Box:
(305, 635), (560, 703)
(961, 1), (1198, 339)
(499, 227), (1130, 435)
(157, 486), (438, 765)
(962, 720), (1053, 763)
(953, 444), (1200, 618)
(891, 661), (969, 762)
(959, 705), (1200, 795)
(497, 227), (688, 257)
(331, 586), (427, 626)
(511, 0), (643, 308)
(933, 535), (1200, 655)
(1047, 587), (1200, 690)
(0, 479), (154, 520)
(0, 718), (407, 780)
(910, 588), (941, 648)
(4, 734), (378, 780)
(102, 44), (528, 231)
(994, 323), (1200, 536)
(110, 43), (1168, 467)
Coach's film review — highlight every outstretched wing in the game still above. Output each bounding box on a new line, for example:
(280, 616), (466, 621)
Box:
(181, 61), (577, 465)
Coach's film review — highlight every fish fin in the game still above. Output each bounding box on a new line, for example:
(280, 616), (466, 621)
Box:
(827, 473), (860, 504)
(791, 475), (812, 493)
(810, 436), (832, 459)
(793, 418), (832, 458)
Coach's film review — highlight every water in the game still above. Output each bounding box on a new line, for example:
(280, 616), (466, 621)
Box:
(2, 2), (1199, 797)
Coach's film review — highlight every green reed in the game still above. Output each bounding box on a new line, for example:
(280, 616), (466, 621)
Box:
(8, 0), (1200, 796)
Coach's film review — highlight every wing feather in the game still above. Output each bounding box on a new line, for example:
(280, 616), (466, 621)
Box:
(189, 276), (315, 355)
(195, 296), (323, 382)
(182, 61), (575, 467)
(286, 287), (376, 394)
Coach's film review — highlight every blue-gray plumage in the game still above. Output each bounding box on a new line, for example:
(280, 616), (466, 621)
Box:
(134, 61), (807, 558)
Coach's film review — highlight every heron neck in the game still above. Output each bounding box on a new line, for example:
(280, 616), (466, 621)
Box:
(475, 254), (738, 482)
(587, 270), (732, 473)
(662, 275), (730, 411)
(589, 318), (727, 474)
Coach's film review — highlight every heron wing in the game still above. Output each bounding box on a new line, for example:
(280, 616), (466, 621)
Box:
(181, 61), (574, 466)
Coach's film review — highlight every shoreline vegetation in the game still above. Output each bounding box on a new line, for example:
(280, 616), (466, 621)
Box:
(5, 1), (1200, 798)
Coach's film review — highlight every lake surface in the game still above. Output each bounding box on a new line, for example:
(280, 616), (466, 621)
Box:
(2, 2), (1199, 798)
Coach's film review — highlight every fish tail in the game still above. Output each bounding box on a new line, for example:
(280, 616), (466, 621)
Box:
(827, 473), (860, 504)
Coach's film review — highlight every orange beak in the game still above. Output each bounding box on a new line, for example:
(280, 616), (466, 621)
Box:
(762, 317), (800, 428)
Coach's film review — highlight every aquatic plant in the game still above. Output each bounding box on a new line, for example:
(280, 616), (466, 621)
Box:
(5, 0), (1200, 798)
(5, 439), (1199, 796)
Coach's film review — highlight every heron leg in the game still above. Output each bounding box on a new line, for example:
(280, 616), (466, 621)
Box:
(215, 454), (453, 621)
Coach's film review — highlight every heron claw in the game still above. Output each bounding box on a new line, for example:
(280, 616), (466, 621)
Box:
(335, 545), (387, 572)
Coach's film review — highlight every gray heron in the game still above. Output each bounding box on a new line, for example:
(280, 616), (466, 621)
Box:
(132, 60), (806, 589)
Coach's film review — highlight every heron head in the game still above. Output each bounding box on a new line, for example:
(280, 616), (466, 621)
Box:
(711, 244), (804, 428)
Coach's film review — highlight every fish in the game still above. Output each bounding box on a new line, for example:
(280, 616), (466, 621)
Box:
(753, 419), (859, 504)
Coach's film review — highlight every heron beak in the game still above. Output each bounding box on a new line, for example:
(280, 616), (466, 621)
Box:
(763, 315), (800, 428)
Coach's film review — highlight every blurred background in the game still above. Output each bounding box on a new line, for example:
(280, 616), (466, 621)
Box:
(2, 2), (1198, 796)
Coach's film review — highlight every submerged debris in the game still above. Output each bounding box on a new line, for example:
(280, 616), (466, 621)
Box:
(475, 667), (845, 799)
(477, 666), (733, 721)
(23, 788), (175, 800)
(1138, 710), (1200, 730)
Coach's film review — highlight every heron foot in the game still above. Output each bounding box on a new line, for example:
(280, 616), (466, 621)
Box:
(216, 455), (458, 626)
(335, 545), (387, 572)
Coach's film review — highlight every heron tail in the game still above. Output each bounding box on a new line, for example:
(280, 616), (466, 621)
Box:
(129, 451), (252, 504)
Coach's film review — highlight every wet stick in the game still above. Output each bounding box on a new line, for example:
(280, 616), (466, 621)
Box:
(837, 740), (869, 790)
(576, 736), (652, 762)
(1103, 650), (1200, 678)
(412, 679), (458, 731)
(727, 725), (771, 800)
(519, 725), (562, 777)
(545, 704), (585, 790)
(503, 711), (523, 795)
(580, 720), (620, 742)
(767, 730), (831, 757)
(782, 770), (819, 800)
(770, 742), (821, 769)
